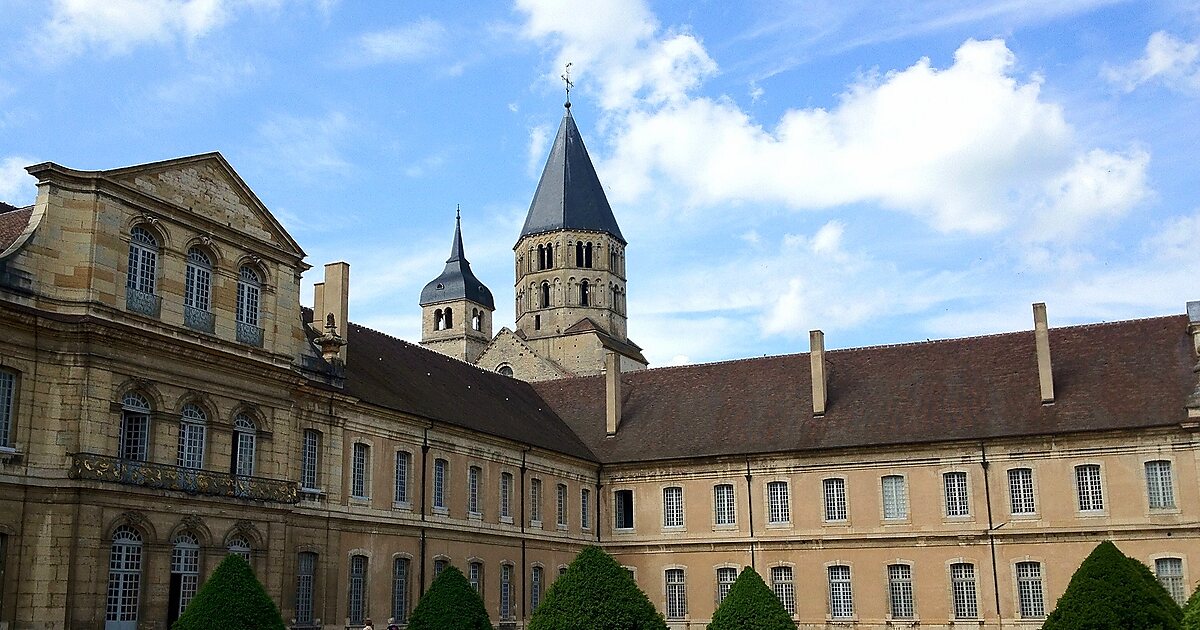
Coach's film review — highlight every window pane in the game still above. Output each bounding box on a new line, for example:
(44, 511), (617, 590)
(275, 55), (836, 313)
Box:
(501, 472), (513, 518)
(771, 566), (796, 615)
(469, 466), (481, 515)
(828, 565), (853, 618)
(714, 484), (736, 525)
(348, 556), (367, 625)
(0, 369), (13, 448)
(351, 443), (368, 498)
(531, 566), (543, 612)
(768, 481), (790, 523)
(296, 552), (316, 624)
(882, 475), (907, 520)
(500, 564), (513, 620)
(665, 569), (687, 619)
(581, 488), (591, 528)
(944, 472), (969, 517)
(392, 557), (409, 623)
(1017, 561), (1045, 618)
(888, 564), (914, 619)
(1075, 465), (1104, 511)
(1146, 461), (1176, 509)
(433, 459), (447, 508)
(394, 451), (409, 503)
(717, 567), (737, 603)
(1008, 468), (1036, 514)
(951, 563), (978, 618)
(557, 483), (568, 527)
(615, 489), (634, 529)
(1157, 558), (1185, 605)
(531, 478), (542, 523)
(301, 430), (320, 490)
(663, 487), (683, 528)
(823, 478), (847, 521)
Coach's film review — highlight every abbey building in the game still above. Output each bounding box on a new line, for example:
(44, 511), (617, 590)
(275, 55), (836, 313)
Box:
(0, 105), (1199, 630)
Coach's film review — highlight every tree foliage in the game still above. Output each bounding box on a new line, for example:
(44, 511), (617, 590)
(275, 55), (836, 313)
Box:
(528, 545), (667, 630)
(408, 565), (492, 630)
(707, 567), (794, 630)
(172, 553), (285, 630)
(1043, 541), (1182, 630)
(1182, 582), (1200, 630)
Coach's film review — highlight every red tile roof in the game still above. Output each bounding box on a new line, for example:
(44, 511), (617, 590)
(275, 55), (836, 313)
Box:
(0, 205), (33, 254)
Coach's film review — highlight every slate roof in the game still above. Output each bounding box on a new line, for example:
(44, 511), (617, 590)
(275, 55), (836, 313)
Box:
(533, 315), (1195, 463)
(520, 110), (625, 244)
(0, 204), (34, 255)
(420, 212), (495, 309)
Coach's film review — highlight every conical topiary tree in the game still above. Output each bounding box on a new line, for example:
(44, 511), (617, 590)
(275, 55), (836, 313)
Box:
(529, 545), (667, 630)
(407, 565), (492, 630)
(707, 567), (794, 630)
(1182, 582), (1200, 630)
(172, 553), (285, 630)
(1043, 541), (1181, 630)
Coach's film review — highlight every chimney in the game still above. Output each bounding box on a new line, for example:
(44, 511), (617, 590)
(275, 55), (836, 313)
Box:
(1033, 302), (1054, 404)
(323, 262), (350, 364)
(810, 330), (826, 417)
(605, 352), (622, 436)
(1187, 301), (1200, 356)
(312, 282), (325, 331)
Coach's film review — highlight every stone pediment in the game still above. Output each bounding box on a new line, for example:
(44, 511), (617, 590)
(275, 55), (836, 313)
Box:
(104, 153), (304, 258)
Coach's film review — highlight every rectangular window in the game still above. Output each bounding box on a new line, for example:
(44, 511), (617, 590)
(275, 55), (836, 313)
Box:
(1008, 468), (1035, 514)
(717, 567), (737, 603)
(468, 466), (482, 515)
(828, 565), (853, 619)
(531, 565), (544, 612)
(0, 369), (15, 448)
(615, 489), (634, 529)
(394, 451), (410, 504)
(500, 472), (513, 519)
(351, 443), (369, 499)
(1157, 558), (1185, 606)
(469, 562), (482, 593)
(301, 430), (320, 491)
(771, 566), (796, 615)
(881, 475), (907, 520)
(296, 552), (316, 625)
(1075, 464), (1104, 511)
(665, 569), (687, 619)
(823, 478), (847, 521)
(767, 481), (790, 524)
(348, 555), (367, 626)
(433, 458), (448, 509)
(887, 564), (914, 619)
(557, 483), (568, 527)
(530, 478), (543, 524)
(581, 488), (591, 529)
(1146, 460), (1176, 509)
(951, 563), (978, 619)
(392, 557), (409, 624)
(714, 483), (736, 526)
(434, 558), (447, 577)
(944, 471), (970, 517)
(176, 419), (205, 470)
(1017, 561), (1045, 618)
(663, 486), (684, 528)
(500, 564), (514, 620)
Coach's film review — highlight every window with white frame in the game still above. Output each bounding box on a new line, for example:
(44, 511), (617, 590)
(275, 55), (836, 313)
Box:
(581, 487), (591, 529)
(531, 565), (544, 612)
(433, 558), (447, 577)
(1075, 464), (1104, 511)
(348, 555), (367, 626)
(500, 472), (513, 519)
(301, 430), (320, 491)
(469, 561), (483, 593)
(772, 566), (796, 615)
(0, 368), (13, 448)
(824, 478), (848, 521)
(1008, 468), (1036, 515)
(351, 443), (369, 499)
(500, 564), (514, 620)
(468, 466), (482, 516)
(392, 557), (409, 624)
(767, 481), (790, 524)
(1016, 561), (1045, 618)
(557, 482), (568, 527)
(530, 478), (543, 524)
(433, 458), (448, 509)
(296, 552), (316, 625)
(944, 471), (970, 517)
(236, 265), (262, 328)
(176, 404), (206, 470)
(615, 489), (634, 529)
(1157, 558), (1185, 605)
(714, 483), (736, 526)
(1146, 460), (1176, 509)
(665, 568), (687, 619)
(169, 532), (200, 624)
(106, 525), (143, 626)
(663, 486), (684, 528)
(951, 563), (978, 618)
(828, 565), (853, 619)
(887, 564), (914, 619)
(127, 226), (158, 295)
(184, 247), (212, 313)
(717, 567), (737, 603)
(881, 475), (907, 520)
(227, 537), (250, 561)
(232, 414), (256, 477)
(394, 450), (410, 504)
(120, 392), (151, 462)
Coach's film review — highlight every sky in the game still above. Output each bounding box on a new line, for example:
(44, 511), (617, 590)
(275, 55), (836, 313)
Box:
(1, 0), (1198, 366)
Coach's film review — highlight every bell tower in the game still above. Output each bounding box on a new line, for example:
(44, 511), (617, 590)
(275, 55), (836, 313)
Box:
(420, 209), (494, 363)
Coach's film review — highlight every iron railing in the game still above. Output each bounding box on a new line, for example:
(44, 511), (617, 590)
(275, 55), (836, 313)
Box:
(184, 306), (215, 333)
(69, 452), (299, 504)
(237, 321), (264, 347)
(125, 287), (162, 317)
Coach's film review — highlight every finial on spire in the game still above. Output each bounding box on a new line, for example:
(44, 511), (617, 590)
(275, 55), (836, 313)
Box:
(456, 203), (461, 222)
(561, 62), (574, 110)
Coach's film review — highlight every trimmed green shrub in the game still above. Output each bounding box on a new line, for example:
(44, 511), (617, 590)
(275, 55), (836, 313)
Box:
(1043, 541), (1181, 630)
(408, 565), (491, 630)
(707, 567), (794, 630)
(529, 545), (667, 630)
(1182, 582), (1200, 630)
(172, 553), (285, 630)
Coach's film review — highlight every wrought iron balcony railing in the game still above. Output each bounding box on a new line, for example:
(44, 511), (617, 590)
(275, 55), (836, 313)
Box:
(126, 287), (162, 317)
(184, 305), (215, 333)
(237, 321), (264, 347)
(69, 452), (299, 504)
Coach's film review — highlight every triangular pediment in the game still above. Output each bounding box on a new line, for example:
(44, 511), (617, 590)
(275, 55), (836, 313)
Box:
(103, 153), (305, 258)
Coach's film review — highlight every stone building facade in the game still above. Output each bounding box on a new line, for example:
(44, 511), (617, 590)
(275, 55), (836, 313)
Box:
(0, 110), (1198, 630)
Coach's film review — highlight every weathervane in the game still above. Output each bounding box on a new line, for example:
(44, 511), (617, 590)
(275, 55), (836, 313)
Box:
(561, 62), (574, 109)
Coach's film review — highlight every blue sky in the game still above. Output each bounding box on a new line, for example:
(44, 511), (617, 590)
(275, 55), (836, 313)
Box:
(1, 0), (1198, 366)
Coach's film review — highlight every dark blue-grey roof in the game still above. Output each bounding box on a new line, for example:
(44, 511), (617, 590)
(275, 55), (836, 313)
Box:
(420, 212), (495, 309)
(519, 110), (625, 245)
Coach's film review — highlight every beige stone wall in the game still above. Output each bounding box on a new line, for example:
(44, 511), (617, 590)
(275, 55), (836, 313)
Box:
(514, 230), (628, 346)
(475, 330), (572, 381)
(419, 297), (492, 364)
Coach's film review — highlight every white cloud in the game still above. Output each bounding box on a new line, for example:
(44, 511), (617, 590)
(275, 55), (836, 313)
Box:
(252, 111), (353, 181)
(0, 157), (37, 206)
(526, 124), (551, 176)
(404, 152), (448, 178)
(1104, 31), (1200, 94)
(340, 18), (448, 66)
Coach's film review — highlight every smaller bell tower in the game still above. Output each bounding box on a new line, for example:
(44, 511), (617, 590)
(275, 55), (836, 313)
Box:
(420, 209), (494, 363)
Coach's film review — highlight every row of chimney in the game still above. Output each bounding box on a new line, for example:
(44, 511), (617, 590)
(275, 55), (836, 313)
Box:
(312, 261), (350, 365)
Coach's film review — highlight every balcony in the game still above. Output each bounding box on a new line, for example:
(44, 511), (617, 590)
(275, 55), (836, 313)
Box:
(184, 306), (215, 333)
(125, 287), (162, 317)
(69, 452), (300, 504)
(237, 321), (264, 347)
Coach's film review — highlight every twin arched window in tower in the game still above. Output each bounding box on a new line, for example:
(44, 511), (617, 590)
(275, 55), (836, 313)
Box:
(433, 308), (454, 331)
(537, 244), (554, 271)
(575, 242), (593, 268)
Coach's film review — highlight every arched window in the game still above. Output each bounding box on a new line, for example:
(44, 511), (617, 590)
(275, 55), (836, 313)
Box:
(434, 308), (444, 331)
(184, 248), (213, 332)
(584, 242), (593, 268)
(231, 414), (256, 477)
(580, 281), (590, 307)
(537, 244), (546, 271)
(296, 552), (317, 625)
(541, 281), (551, 308)
(576, 241), (584, 267)
(127, 226), (158, 295)
(227, 536), (251, 561)
(120, 393), (151, 462)
(443, 307), (453, 329)
(176, 404), (206, 470)
(433, 458), (448, 509)
(500, 563), (514, 620)
(106, 525), (143, 629)
(236, 266), (263, 346)
(610, 249), (618, 271)
(348, 555), (368, 626)
(471, 309), (482, 332)
(169, 532), (200, 625)
(392, 557), (410, 624)
(0, 368), (14, 448)
(497, 365), (514, 377)
(665, 568), (687, 619)
(544, 243), (554, 269)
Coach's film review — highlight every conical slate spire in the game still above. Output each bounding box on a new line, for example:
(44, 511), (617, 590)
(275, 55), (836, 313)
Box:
(420, 210), (495, 309)
(519, 109), (625, 244)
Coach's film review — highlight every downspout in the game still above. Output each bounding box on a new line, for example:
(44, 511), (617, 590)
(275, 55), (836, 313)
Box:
(745, 459), (755, 570)
(419, 427), (430, 594)
(520, 447), (530, 624)
(595, 464), (603, 543)
(982, 443), (1002, 627)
